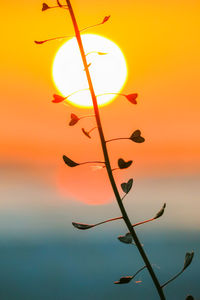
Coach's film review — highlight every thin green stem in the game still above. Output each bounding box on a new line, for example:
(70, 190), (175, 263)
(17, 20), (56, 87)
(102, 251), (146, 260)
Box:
(66, 88), (89, 99)
(86, 51), (108, 56)
(66, 1), (166, 299)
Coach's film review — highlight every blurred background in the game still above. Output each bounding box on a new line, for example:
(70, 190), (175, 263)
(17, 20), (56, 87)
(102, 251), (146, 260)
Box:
(1, 0), (200, 299)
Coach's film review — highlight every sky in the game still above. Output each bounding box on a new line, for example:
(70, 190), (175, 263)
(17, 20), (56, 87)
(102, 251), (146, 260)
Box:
(1, 0), (199, 205)
(0, 1), (200, 299)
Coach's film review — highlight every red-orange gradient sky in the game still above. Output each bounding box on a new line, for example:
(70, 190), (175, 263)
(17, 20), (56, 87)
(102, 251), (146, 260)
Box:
(1, 0), (200, 204)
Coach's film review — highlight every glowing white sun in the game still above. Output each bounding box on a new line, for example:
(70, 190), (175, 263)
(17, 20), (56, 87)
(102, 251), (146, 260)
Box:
(52, 34), (128, 108)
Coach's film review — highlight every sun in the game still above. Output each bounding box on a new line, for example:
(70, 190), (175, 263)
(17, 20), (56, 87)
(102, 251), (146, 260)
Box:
(52, 34), (128, 108)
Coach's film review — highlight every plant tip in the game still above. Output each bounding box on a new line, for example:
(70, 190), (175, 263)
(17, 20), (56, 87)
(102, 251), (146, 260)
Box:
(42, 3), (49, 11)
(125, 93), (138, 104)
(102, 15), (111, 24)
(52, 94), (66, 103)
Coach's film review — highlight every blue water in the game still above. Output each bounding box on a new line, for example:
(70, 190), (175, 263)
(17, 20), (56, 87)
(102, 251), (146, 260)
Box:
(0, 230), (199, 300)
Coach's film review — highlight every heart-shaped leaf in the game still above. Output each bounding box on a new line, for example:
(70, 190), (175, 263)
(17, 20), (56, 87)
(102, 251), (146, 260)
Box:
(121, 178), (133, 194)
(154, 203), (166, 219)
(42, 3), (50, 11)
(118, 158), (133, 169)
(114, 276), (133, 284)
(183, 251), (194, 271)
(102, 15), (111, 24)
(118, 233), (133, 244)
(82, 128), (91, 139)
(130, 130), (145, 143)
(63, 155), (79, 167)
(72, 222), (94, 230)
(52, 94), (66, 103)
(69, 113), (80, 126)
(125, 93), (138, 104)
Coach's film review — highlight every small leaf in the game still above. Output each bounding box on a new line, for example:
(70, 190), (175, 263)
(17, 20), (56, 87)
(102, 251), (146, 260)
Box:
(69, 113), (80, 126)
(63, 155), (79, 167)
(125, 93), (138, 104)
(185, 296), (194, 300)
(130, 130), (145, 143)
(42, 3), (50, 11)
(82, 128), (91, 139)
(154, 203), (166, 219)
(183, 251), (194, 271)
(34, 40), (46, 44)
(52, 94), (66, 103)
(72, 222), (94, 230)
(114, 276), (133, 284)
(118, 158), (133, 169)
(97, 52), (108, 55)
(118, 233), (133, 244)
(121, 179), (133, 194)
(102, 15), (111, 24)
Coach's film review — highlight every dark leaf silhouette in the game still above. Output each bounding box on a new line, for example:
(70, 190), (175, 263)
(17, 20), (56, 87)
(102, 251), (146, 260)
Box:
(82, 128), (91, 139)
(125, 93), (138, 104)
(154, 203), (166, 219)
(72, 222), (94, 230)
(118, 233), (133, 244)
(130, 130), (145, 143)
(121, 179), (133, 194)
(63, 155), (79, 167)
(102, 16), (111, 24)
(186, 296), (194, 300)
(69, 113), (80, 126)
(118, 158), (133, 169)
(52, 94), (66, 103)
(114, 276), (133, 284)
(42, 3), (50, 11)
(183, 251), (194, 271)
(34, 40), (46, 44)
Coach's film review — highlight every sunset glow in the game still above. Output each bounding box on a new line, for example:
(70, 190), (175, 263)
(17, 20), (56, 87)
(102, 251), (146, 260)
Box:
(52, 34), (128, 107)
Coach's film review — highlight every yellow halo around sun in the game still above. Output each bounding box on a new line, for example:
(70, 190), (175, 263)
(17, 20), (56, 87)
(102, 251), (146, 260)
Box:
(52, 34), (128, 108)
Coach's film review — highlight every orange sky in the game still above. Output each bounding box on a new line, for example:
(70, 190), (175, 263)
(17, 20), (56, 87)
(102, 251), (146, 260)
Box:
(1, 0), (200, 203)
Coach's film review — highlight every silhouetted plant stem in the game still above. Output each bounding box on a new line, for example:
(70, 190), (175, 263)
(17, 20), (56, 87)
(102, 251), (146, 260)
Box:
(66, 1), (166, 299)
(79, 114), (95, 120)
(86, 216), (123, 228)
(79, 161), (105, 166)
(106, 137), (129, 143)
(73, 216), (157, 231)
(161, 270), (183, 289)
(88, 127), (97, 134)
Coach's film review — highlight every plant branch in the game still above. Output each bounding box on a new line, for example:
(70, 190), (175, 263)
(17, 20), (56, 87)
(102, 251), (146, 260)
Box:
(35, 16), (109, 44)
(79, 161), (105, 166)
(66, 1), (165, 299)
(106, 137), (128, 143)
(161, 270), (183, 288)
